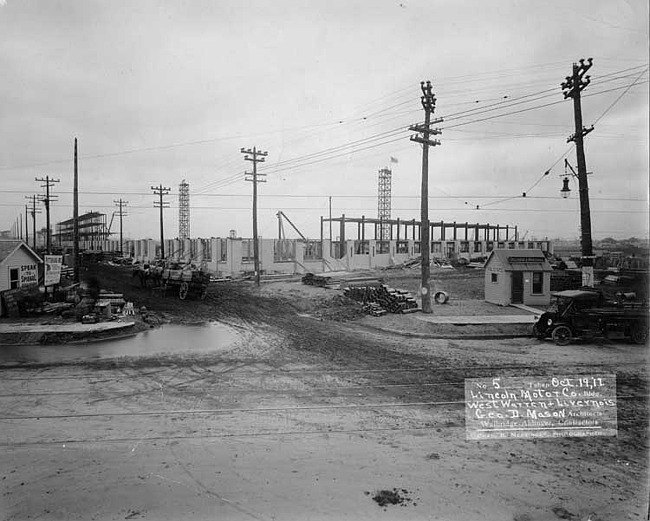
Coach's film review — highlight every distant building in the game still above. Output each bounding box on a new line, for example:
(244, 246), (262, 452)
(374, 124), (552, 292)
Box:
(54, 212), (110, 250)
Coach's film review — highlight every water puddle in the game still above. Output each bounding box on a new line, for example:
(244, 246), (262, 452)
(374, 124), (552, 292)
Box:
(0, 323), (243, 365)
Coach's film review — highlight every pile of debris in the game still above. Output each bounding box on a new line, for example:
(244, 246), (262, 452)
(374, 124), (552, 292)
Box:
(343, 283), (419, 315)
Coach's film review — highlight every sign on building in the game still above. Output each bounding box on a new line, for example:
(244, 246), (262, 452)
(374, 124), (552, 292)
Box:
(44, 255), (63, 286)
(19, 264), (39, 288)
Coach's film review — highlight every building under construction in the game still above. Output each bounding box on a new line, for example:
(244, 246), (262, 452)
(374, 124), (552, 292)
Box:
(54, 212), (111, 250)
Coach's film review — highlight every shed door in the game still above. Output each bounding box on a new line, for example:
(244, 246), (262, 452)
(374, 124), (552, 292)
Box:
(511, 272), (524, 304)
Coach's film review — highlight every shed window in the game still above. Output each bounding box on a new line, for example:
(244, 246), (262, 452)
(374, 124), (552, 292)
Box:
(491, 273), (498, 284)
(532, 272), (543, 294)
(9, 268), (19, 289)
(396, 240), (409, 254)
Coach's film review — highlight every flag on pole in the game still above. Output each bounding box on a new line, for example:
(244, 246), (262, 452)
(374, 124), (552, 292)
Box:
(390, 156), (399, 164)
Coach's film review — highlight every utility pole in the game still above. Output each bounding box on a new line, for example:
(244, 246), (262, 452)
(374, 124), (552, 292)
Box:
(241, 146), (268, 286)
(25, 205), (29, 246)
(25, 195), (41, 251)
(562, 58), (594, 287)
(152, 185), (171, 260)
(35, 175), (60, 254)
(114, 199), (128, 256)
(73, 138), (80, 283)
(410, 81), (442, 313)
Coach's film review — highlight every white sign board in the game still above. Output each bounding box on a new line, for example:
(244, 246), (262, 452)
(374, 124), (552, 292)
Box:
(44, 255), (63, 286)
(19, 264), (38, 288)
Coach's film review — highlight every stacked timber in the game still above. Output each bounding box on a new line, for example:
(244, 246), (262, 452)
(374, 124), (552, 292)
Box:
(343, 284), (419, 315)
(302, 272), (382, 289)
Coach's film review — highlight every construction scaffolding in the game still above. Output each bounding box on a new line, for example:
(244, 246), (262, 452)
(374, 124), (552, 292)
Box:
(377, 168), (391, 241)
(178, 179), (190, 240)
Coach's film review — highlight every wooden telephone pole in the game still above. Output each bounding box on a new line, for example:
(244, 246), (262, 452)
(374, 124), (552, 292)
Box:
(410, 81), (442, 313)
(35, 175), (60, 254)
(152, 185), (171, 259)
(114, 199), (128, 256)
(241, 147), (268, 287)
(25, 195), (41, 251)
(562, 58), (594, 287)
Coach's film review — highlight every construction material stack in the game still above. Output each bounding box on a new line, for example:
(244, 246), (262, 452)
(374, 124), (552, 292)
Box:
(343, 283), (419, 315)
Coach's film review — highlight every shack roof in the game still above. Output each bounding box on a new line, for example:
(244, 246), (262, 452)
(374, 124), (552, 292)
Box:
(0, 240), (42, 266)
(485, 249), (553, 272)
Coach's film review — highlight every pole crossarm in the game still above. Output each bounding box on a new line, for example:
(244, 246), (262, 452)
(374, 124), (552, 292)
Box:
(409, 136), (441, 147)
(567, 125), (594, 143)
(561, 58), (593, 99)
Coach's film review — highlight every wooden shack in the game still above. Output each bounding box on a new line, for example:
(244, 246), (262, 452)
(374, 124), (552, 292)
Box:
(484, 249), (553, 307)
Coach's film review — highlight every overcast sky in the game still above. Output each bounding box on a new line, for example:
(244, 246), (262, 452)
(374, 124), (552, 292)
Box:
(1, 0), (648, 243)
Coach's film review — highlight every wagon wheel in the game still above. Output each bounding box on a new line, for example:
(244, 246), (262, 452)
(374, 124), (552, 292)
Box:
(179, 282), (189, 300)
(551, 325), (572, 346)
(630, 323), (648, 345)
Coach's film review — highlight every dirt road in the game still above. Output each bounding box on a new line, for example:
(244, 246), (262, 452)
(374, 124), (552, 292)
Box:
(1, 265), (648, 520)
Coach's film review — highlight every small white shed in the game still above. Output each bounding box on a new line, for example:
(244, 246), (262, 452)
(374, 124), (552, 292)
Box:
(484, 249), (553, 307)
(0, 240), (43, 316)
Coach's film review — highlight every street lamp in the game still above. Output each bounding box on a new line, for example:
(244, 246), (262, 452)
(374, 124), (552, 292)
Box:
(560, 177), (572, 198)
(561, 158), (595, 287)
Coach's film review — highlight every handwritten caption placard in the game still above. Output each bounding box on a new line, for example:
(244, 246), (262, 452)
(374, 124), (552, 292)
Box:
(465, 375), (617, 440)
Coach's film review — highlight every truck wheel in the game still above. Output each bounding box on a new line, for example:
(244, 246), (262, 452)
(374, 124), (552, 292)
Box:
(551, 325), (572, 346)
(631, 323), (648, 345)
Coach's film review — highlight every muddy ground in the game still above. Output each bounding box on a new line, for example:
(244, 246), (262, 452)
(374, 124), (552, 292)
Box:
(0, 264), (648, 520)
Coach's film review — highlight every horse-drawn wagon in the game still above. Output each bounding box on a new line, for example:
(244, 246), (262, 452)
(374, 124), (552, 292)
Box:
(160, 266), (210, 300)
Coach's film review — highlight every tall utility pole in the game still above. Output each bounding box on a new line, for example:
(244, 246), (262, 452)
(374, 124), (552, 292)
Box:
(410, 81), (442, 313)
(73, 138), (80, 283)
(561, 58), (594, 287)
(25, 205), (29, 246)
(35, 175), (60, 254)
(241, 146), (268, 286)
(25, 195), (41, 250)
(152, 185), (171, 259)
(114, 199), (128, 256)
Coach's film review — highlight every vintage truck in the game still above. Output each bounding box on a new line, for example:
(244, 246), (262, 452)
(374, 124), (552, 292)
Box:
(533, 289), (648, 346)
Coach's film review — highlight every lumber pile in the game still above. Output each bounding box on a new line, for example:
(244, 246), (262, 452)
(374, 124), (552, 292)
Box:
(381, 256), (421, 270)
(343, 284), (419, 315)
(41, 302), (74, 315)
(302, 272), (382, 289)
